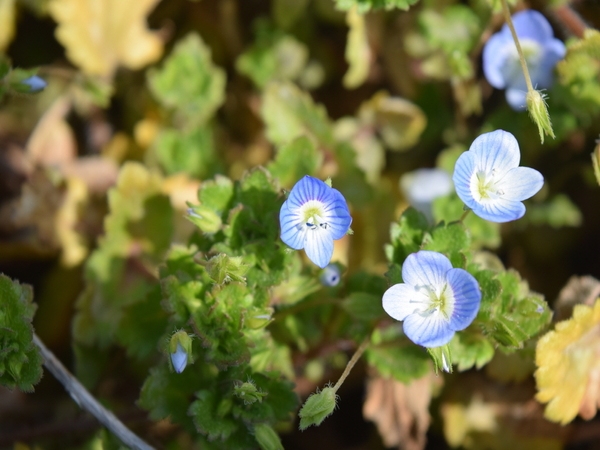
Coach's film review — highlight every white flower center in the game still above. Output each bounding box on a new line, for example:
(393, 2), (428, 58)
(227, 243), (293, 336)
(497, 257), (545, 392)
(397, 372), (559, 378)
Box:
(410, 283), (455, 321)
(501, 39), (542, 88)
(297, 200), (329, 232)
(471, 169), (505, 203)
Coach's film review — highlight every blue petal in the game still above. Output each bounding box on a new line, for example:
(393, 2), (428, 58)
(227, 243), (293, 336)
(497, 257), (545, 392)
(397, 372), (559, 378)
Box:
(382, 283), (424, 321)
(500, 167), (544, 201)
(304, 229), (334, 268)
(325, 188), (352, 240)
(453, 151), (477, 208)
(402, 251), (452, 290)
(482, 32), (513, 89)
(279, 201), (305, 249)
(529, 39), (566, 88)
(286, 176), (332, 210)
(506, 88), (527, 110)
(511, 10), (555, 43)
(445, 268), (481, 331)
(469, 130), (520, 175)
(471, 197), (526, 223)
(403, 311), (455, 347)
(171, 343), (188, 373)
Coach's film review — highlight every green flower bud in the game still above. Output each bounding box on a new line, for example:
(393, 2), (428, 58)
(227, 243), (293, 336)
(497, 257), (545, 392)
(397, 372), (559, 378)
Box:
(186, 202), (222, 234)
(253, 423), (284, 450)
(526, 90), (555, 144)
(298, 386), (338, 430)
(234, 380), (267, 405)
(427, 344), (452, 374)
(203, 253), (249, 285)
(246, 308), (274, 329)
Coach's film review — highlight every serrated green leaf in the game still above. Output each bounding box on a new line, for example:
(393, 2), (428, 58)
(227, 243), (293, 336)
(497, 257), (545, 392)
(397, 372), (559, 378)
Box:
(422, 221), (470, 267)
(150, 126), (220, 179)
(365, 343), (431, 383)
(267, 136), (322, 188)
(190, 390), (239, 441)
(148, 33), (226, 128)
(0, 275), (42, 392)
(449, 331), (495, 371)
(386, 207), (429, 265)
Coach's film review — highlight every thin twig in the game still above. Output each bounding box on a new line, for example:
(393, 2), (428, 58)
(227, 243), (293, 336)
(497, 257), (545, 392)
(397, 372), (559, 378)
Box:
(33, 333), (155, 450)
(500, 0), (535, 94)
(332, 337), (370, 393)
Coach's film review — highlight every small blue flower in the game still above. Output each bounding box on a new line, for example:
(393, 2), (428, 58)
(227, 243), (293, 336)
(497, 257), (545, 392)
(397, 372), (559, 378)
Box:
(453, 130), (544, 223)
(382, 251), (481, 348)
(21, 75), (47, 92)
(400, 168), (453, 223)
(482, 10), (566, 110)
(320, 264), (341, 287)
(280, 176), (352, 268)
(170, 343), (188, 373)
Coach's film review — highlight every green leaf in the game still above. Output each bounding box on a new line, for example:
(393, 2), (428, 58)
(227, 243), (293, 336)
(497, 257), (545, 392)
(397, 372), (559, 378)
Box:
(267, 136), (322, 188)
(190, 390), (239, 441)
(366, 344), (431, 383)
(335, 0), (420, 12)
(525, 194), (582, 228)
(148, 32), (226, 128)
(342, 292), (385, 322)
(385, 207), (429, 265)
(272, 0), (309, 29)
(0, 275), (42, 392)
(422, 221), (470, 267)
(236, 21), (309, 89)
(150, 126), (221, 179)
(449, 331), (495, 372)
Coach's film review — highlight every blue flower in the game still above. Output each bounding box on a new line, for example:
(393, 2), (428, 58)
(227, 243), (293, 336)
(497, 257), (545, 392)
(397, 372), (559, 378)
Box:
(320, 264), (341, 287)
(170, 343), (188, 373)
(280, 176), (352, 268)
(482, 10), (566, 110)
(453, 129), (544, 223)
(400, 168), (453, 223)
(382, 251), (481, 348)
(21, 75), (47, 93)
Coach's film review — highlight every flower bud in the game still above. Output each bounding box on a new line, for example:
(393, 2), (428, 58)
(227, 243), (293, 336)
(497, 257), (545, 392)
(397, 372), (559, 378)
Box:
(427, 344), (452, 374)
(320, 264), (341, 287)
(526, 90), (555, 144)
(246, 307), (274, 329)
(234, 380), (267, 405)
(169, 330), (192, 373)
(253, 423), (284, 450)
(298, 386), (338, 430)
(20, 75), (47, 92)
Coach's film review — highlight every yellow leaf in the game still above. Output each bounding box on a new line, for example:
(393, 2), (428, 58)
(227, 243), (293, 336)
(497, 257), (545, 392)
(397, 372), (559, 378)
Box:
(343, 6), (371, 89)
(535, 299), (600, 424)
(0, 0), (16, 51)
(49, 0), (163, 77)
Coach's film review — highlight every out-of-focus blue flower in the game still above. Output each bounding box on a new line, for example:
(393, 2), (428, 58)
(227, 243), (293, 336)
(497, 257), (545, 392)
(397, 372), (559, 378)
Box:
(280, 176), (352, 268)
(382, 251), (481, 348)
(482, 10), (566, 110)
(21, 75), (47, 92)
(320, 264), (341, 287)
(400, 168), (453, 222)
(453, 130), (544, 223)
(170, 343), (188, 373)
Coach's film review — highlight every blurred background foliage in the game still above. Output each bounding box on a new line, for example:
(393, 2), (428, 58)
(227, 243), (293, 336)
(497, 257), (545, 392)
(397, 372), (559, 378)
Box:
(1, 0), (600, 449)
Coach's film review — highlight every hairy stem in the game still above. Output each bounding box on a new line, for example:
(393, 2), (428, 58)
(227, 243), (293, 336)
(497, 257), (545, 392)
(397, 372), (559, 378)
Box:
(500, 0), (534, 93)
(33, 334), (154, 450)
(333, 337), (370, 393)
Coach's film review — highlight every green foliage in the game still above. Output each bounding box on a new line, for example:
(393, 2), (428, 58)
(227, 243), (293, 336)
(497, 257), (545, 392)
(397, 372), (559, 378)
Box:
(267, 136), (322, 188)
(0, 275), (42, 392)
(148, 33), (226, 128)
(526, 194), (582, 228)
(335, 0), (420, 12)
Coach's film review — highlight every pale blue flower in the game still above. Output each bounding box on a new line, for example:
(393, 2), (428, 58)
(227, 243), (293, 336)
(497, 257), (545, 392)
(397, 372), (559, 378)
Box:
(21, 75), (47, 92)
(320, 264), (341, 287)
(400, 168), (453, 222)
(170, 343), (188, 373)
(482, 10), (566, 110)
(382, 251), (481, 348)
(280, 176), (352, 268)
(453, 130), (544, 223)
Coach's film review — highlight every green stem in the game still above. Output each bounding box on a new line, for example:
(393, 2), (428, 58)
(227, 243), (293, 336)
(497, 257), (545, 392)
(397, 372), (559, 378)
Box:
(459, 208), (472, 223)
(332, 337), (370, 393)
(499, 0), (534, 93)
